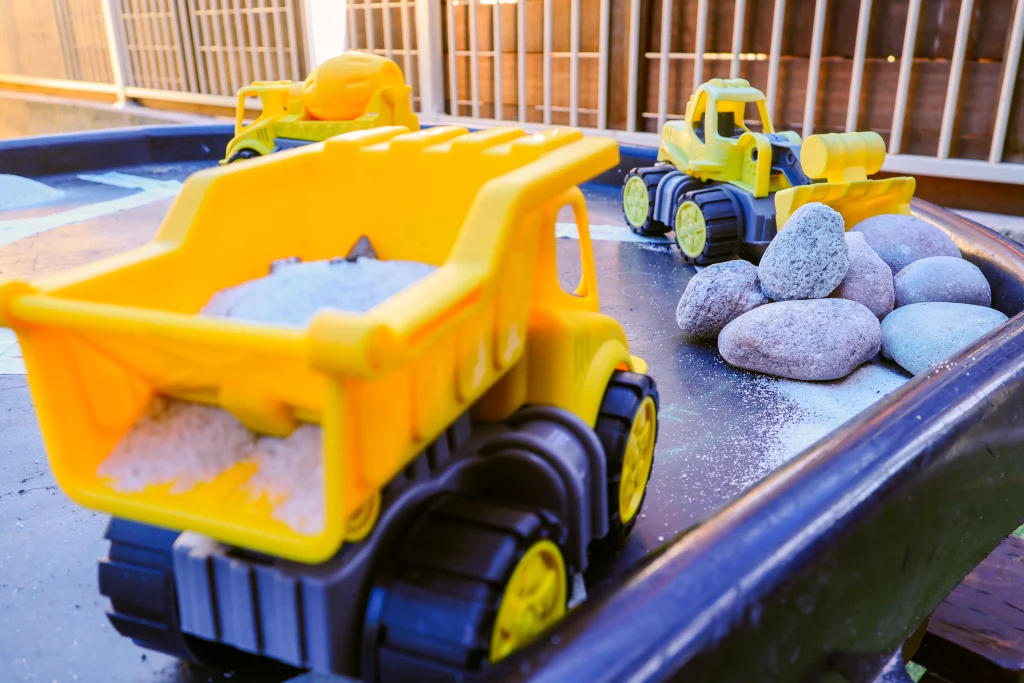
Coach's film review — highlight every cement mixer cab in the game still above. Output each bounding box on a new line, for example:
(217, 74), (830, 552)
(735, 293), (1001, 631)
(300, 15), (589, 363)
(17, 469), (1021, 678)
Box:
(621, 78), (916, 264)
(221, 51), (419, 164)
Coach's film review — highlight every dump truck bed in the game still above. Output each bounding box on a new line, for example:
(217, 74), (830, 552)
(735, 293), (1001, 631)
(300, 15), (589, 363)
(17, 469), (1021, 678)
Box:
(3, 126), (1024, 682)
(0, 125), (621, 563)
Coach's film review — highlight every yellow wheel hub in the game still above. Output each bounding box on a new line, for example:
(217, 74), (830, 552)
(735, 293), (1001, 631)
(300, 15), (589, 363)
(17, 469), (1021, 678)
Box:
(489, 539), (567, 663)
(623, 175), (651, 228)
(619, 396), (657, 524)
(344, 492), (380, 543)
(675, 200), (707, 259)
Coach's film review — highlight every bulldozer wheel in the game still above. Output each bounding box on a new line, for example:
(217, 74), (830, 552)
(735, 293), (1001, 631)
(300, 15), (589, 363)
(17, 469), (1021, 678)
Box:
(362, 495), (570, 682)
(590, 371), (660, 555)
(621, 167), (672, 236)
(226, 148), (262, 163)
(673, 185), (743, 265)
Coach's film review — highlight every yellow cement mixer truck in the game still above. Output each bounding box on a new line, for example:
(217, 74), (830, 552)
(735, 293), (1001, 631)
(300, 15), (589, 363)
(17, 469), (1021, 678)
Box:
(221, 51), (419, 164)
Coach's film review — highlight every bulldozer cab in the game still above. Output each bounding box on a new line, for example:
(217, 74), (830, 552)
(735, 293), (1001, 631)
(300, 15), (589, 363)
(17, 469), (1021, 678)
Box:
(690, 88), (774, 145)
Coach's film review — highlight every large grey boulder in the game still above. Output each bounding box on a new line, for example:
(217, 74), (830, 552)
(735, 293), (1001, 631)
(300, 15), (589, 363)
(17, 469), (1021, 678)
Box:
(758, 203), (849, 301)
(718, 299), (881, 381)
(830, 232), (894, 319)
(676, 260), (770, 338)
(880, 302), (1008, 375)
(851, 214), (961, 274)
(893, 256), (992, 307)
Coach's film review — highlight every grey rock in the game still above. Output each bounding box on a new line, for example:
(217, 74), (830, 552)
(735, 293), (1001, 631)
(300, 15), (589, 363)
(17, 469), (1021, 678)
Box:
(880, 302), (1008, 376)
(676, 260), (770, 338)
(851, 214), (961, 274)
(830, 232), (894, 319)
(758, 203), (849, 300)
(893, 256), (991, 307)
(718, 298), (881, 381)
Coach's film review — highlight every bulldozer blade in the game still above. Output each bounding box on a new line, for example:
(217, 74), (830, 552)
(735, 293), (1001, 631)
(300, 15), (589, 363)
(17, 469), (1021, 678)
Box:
(774, 176), (916, 231)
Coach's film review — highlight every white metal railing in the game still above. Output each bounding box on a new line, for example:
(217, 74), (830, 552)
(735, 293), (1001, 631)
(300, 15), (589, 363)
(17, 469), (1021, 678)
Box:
(1, 0), (1023, 186)
(437, 0), (1024, 185)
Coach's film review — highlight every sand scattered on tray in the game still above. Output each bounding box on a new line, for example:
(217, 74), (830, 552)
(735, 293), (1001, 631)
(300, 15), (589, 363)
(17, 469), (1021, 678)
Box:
(201, 257), (437, 326)
(764, 361), (910, 466)
(99, 256), (435, 533)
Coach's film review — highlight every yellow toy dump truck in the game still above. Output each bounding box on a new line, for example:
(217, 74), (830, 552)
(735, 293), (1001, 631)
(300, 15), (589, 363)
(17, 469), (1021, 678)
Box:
(622, 78), (915, 264)
(221, 51), (419, 164)
(0, 126), (659, 681)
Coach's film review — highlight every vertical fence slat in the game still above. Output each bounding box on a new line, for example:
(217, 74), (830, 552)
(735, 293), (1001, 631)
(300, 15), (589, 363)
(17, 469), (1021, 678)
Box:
(363, 0), (376, 54)
(381, 0), (393, 60)
(493, 0), (502, 120)
(102, 0), (128, 95)
(257, 0), (273, 78)
(221, 0), (241, 91)
(990, 0), (1024, 162)
(243, 0), (261, 80)
(152, 0), (176, 89)
(346, 2), (356, 51)
(271, 0), (287, 79)
(890, 0), (922, 155)
(543, 0), (552, 124)
(231, 0), (250, 87)
(284, 0), (299, 78)
(597, 0), (609, 128)
(469, 0), (480, 117)
(446, 0), (457, 114)
(656, 0), (672, 131)
(165, 0), (188, 90)
(53, 0), (77, 80)
(937, 0), (974, 159)
(569, 0), (578, 126)
(625, 0), (640, 131)
(845, 0), (871, 132)
(400, 0), (414, 97)
(517, 0), (525, 121)
(174, 0), (198, 90)
(147, 0), (171, 89)
(765, 0), (785, 118)
(185, 0), (207, 91)
(801, 0), (826, 137)
(414, 0), (444, 114)
(692, 0), (707, 91)
(132, 0), (155, 87)
(730, 0), (745, 79)
(210, 0), (232, 92)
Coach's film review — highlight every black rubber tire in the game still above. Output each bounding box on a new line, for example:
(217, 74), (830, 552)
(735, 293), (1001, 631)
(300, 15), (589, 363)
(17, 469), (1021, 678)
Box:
(673, 185), (743, 265)
(98, 518), (296, 676)
(362, 496), (569, 683)
(621, 166), (673, 236)
(226, 147), (262, 163)
(591, 371), (660, 555)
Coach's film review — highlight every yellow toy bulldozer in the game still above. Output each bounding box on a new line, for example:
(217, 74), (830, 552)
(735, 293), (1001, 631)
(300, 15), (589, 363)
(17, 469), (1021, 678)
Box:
(621, 78), (916, 264)
(0, 126), (659, 681)
(221, 51), (419, 164)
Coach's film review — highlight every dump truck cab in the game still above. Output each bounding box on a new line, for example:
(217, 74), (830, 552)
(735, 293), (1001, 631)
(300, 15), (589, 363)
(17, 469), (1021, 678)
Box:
(0, 126), (660, 681)
(622, 78), (915, 265)
(221, 51), (419, 164)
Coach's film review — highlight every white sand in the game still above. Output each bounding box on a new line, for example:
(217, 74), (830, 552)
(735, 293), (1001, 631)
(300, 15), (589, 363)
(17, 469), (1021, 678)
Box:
(0, 174), (64, 210)
(98, 397), (256, 493)
(247, 425), (325, 533)
(99, 257), (435, 533)
(201, 257), (437, 326)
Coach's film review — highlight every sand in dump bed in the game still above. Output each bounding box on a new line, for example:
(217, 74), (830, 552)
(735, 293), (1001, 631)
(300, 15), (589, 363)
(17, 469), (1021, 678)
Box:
(99, 257), (436, 533)
(201, 257), (438, 326)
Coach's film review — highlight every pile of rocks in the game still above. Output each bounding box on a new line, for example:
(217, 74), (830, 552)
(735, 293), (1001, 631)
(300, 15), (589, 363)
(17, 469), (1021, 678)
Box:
(676, 203), (1008, 380)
